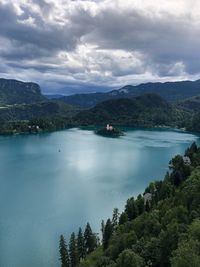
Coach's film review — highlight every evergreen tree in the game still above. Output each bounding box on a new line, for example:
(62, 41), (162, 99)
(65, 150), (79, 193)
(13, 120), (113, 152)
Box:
(112, 208), (119, 228)
(69, 232), (78, 267)
(119, 212), (128, 225)
(145, 200), (151, 212)
(185, 142), (198, 159)
(125, 197), (138, 220)
(103, 219), (113, 250)
(136, 194), (144, 215)
(84, 223), (97, 254)
(101, 220), (105, 238)
(77, 227), (85, 261)
(59, 235), (70, 267)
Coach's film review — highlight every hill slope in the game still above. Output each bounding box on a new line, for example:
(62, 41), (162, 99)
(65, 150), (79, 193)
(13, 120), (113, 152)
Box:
(178, 95), (200, 112)
(0, 101), (78, 121)
(57, 79), (200, 108)
(0, 78), (46, 105)
(74, 94), (185, 127)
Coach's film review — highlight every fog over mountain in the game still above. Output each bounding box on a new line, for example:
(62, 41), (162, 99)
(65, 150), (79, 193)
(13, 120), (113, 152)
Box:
(1, 0), (200, 94)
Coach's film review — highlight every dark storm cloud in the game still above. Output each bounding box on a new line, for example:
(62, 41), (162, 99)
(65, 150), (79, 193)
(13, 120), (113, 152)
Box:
(0, 0), (200, 93)
(0, 3), (76, 52)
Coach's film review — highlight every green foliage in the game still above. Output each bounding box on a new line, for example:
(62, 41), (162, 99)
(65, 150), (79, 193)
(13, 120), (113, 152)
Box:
(74, 94), (181, 127)
(59, 235), (70, 267)
(96, 127), (123, 137)
(125, 197), (138, 220)
(77, 228), (85, 261)
(169, 155), (191, 186)
(171, 239), (200, 267)
(112, 208), (119, 228)
(103, 219), (113, 250)
(116, 249), (145, 267)
(185, 112), (200, 132)
(84, 223), (97, 254)
(95, 256), (115, 267)
(107, 230), (137, 260)
(69, 232), (79, 267)
(119, 212), (128, 225)
(79, 247), (103, 267)
(170, 219), (200, 266)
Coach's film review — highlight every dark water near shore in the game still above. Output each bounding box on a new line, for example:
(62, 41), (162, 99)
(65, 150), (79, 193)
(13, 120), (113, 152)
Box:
(0, 128), (199, 266)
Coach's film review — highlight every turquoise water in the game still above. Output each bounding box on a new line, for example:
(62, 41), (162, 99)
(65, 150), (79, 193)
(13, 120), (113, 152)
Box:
(0, 128), (199, 266)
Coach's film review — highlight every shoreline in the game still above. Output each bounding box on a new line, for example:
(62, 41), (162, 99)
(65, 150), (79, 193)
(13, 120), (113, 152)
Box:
(0, 124), (198, 137)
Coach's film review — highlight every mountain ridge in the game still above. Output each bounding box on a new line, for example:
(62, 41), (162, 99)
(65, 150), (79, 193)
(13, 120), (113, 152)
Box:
(56, 79), (200, 108)
(0, 78), (46, 105)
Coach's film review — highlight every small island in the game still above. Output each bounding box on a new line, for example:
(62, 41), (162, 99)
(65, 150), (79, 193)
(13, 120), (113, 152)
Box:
(95, 124), (124, 137)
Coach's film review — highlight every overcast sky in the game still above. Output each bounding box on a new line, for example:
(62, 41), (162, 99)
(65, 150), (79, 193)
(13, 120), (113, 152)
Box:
(0, 0), (200, 94)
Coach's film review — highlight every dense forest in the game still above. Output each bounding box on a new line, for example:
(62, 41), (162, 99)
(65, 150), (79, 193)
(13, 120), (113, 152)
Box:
(73, 94), (187, 128)
(59, 142), (200, 267)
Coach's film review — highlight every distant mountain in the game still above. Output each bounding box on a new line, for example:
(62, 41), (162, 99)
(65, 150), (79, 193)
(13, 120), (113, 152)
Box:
(58, 80), (200, 108)
(45, 94), (64, 99)
(0, 78), (46, 105)
(56, 92), (109, 108)
(74, 93), (185, 127)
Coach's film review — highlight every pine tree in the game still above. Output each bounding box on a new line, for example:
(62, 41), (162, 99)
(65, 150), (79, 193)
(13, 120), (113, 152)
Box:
(103, 219), (113, 250)
(145, 200), (151, 212)
(119, 211), (128, 225)
(125, 197), (138, 220)
(77, 227), (85, 261)
(84, 222), (97, 254)
(69, 232), (78, 267)
(136, 194), (144, 215)
(101, 220), (105, 239)
(112, 208), (119, 228)
(59, 235), (70, 267)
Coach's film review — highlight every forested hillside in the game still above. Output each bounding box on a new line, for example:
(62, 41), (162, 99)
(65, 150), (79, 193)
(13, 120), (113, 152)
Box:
(0, 101), (77, 121)
(0, 78), (46, 104)
(74, 94), (186, 128)
(0, 101), (79, 134)
(178, 95), (200, 112)
(59, 142), (200, 267)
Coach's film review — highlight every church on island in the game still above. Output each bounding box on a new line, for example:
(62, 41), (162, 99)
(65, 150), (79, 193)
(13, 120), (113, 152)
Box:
(106, 124), (113, 131)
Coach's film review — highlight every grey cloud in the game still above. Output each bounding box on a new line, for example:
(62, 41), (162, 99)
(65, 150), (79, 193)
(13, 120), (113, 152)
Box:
(0, 0), (200, 93)
(82, 9), (200, 75)
(0, 2), (85, 53)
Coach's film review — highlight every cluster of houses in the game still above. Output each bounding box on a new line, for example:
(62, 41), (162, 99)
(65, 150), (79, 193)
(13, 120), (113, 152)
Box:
(28, 125), (40, 131)
(183, 156), (191, 166)
(169, 155), (191, 168)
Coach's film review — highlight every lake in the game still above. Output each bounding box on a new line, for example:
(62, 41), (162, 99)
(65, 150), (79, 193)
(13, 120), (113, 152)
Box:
(0, 128), (199, 266)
